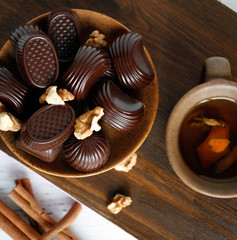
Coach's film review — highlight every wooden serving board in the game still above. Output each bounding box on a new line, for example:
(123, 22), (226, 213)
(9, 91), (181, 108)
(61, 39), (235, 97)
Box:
(0, 0), (237, 239)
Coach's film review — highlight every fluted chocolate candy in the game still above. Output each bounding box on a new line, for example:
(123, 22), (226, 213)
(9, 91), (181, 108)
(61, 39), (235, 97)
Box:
(17, 31), (59, 88)
(64, 132), (110, 172)
(9, 24), (40, 45)
(60, 45), (111, 100)
(101, 65), (115, 79)
(92, 79), (144, 131)
(0, 67), (30, 116)
(109, 32), (154, 89)
(17, 125), (62, 162)
(21, 103), (75, 151)
(47, 7), (81, 63)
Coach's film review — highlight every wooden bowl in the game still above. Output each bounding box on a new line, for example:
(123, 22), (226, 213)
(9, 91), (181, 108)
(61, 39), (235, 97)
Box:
(0, 9), (159, 177)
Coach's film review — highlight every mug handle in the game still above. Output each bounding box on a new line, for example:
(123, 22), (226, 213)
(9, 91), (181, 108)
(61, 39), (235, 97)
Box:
(204, 56), (231, 83)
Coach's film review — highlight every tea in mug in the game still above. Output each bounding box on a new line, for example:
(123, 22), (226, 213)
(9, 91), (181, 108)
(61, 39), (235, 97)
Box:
(179, 97), (237, 182)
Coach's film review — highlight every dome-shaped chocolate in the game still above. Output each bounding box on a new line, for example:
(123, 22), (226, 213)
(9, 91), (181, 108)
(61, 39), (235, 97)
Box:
(109, 32), (154, 89)
(64, 132), (110, 172)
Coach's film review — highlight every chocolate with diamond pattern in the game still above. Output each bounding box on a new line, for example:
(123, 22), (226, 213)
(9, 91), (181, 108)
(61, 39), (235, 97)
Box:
(17, 125), (62, 162)
(16, 31), (59, 88)
(47, 7), (81, 63)
(19, 103), (75, 151)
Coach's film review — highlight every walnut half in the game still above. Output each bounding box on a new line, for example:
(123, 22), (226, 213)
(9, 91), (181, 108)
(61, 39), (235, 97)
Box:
(74, 106), (104, 140)
(85, 30), (107, 48)
(57, 89), (75, 102)
(107, 194), (132, 214)
(0, 101), (22, 132)
(39, 86), (74, 105)
(114, 153), (137, 172)
(0, 102), (22, 132)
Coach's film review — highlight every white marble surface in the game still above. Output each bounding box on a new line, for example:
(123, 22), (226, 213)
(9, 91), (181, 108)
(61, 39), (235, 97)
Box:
(219, 0), (237, 12)
(0, 1), (236, 240)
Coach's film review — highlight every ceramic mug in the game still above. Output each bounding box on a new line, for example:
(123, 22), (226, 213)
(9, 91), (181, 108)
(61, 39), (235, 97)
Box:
(166, 56), (237, 198)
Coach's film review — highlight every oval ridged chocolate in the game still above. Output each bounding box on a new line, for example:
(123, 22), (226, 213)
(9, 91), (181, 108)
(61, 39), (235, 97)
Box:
(60, 45), (111, 100)
(17, 31), (59, 88)
(63, 132), (110, 172)
(9, 24), (40, 45)
(47, 7), (81, 63)
(17, 125), (61, 162)
(92, 79), (144, 131)
(24, 103), (75, 151)
(0, 67), (30, 116)
(109, 32), (154, 89)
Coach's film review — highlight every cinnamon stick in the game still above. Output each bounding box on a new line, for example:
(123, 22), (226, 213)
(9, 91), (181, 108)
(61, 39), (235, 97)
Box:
(9, 184), (78, 240)
(15, 178), (42, 233)
(14, 182), (78, 239)
(40, 202), (82, 240)
(0, 200), (39, 240)
(0, 212), (30, 240)
(40, 207), (78, 240)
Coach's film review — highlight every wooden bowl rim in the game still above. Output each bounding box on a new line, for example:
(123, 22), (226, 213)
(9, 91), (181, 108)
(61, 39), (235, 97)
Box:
(0, 9), (159, 178)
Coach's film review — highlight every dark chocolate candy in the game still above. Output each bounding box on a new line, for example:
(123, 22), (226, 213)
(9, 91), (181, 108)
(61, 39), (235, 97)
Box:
(92, 79), (144, 131)
(9, 24), (41, 45)
(109, 32), (154, 89)
(0, 67), (31, 116)
(17, 31), (59, 88)
(64, 132), (110, 172)
(23, 103), (75, 151)
(47, 8), (81, 63)
(17, 125), (61, 162)
(60, 45), (111, 100)
(100, 65), (115, 79)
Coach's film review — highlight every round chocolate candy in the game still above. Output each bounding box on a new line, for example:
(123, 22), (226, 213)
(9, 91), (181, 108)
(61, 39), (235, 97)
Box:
(63, 132), (110, 172)
(92, 79), (144, 131)
(60, 45), (111, 100)
(0, 66), (31, 116)
(17, 31), (59, 88)
(47, 7), (81, 63)
(17, 125), (61, 163)
(9, 24), (40, 45)
(23, 103), (75, 151)
(109, 32), (154, 89)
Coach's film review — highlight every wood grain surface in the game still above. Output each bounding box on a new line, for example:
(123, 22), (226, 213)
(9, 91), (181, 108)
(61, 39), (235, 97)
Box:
(0, 0), (237, 239)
